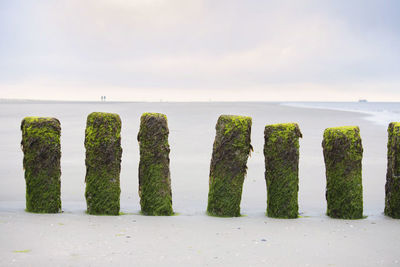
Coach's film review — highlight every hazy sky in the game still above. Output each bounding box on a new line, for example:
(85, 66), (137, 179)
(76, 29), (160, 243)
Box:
(1, 0), (399, 101)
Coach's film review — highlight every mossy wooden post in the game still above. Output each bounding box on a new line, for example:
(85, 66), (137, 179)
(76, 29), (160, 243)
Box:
(385, 122), (400, 218)
(322, 126), (363, 219)
(264, 123), (302, 218)
(137, 113), (173, 216)
(21, 117), (61, 213)
(207, 115), (252, 217)
(85, 112), (122, 215)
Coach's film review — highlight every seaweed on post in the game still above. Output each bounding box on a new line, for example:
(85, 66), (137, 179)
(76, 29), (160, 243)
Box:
(207, 115), (252, 217)
(85, 112), (122, 215)
(322, 126), (363, 219)
(385, 122), (400, 219)
(137, 113), (173, 216)
(21, 117), (61, 213)
(264, 123), (302, 218)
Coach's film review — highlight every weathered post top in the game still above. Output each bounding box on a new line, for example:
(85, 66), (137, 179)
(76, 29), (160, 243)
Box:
(85, 112), (122, 148)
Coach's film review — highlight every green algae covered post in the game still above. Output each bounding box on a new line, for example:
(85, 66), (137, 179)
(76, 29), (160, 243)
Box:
(21, 117), (61, 213)
(85, 112), (122, 215)
(207, 115), (252, 217)
(385, 122), (400, 218)
(137, 113), (173, 216)
(322, 126), (363, 219)
(264, 123), (302, 218)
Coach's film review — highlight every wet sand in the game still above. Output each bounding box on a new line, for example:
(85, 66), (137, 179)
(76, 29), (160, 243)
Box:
(0, 101), (398, 266)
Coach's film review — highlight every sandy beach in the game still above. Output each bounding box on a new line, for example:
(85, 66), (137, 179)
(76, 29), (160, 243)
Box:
(0, 101), (399, 266)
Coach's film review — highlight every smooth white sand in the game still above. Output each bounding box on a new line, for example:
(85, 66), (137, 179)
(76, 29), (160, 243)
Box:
(0, 102), (398, 266)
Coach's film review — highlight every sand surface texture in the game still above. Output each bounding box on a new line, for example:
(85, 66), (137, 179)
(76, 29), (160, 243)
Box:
(0, 102), (399, 266)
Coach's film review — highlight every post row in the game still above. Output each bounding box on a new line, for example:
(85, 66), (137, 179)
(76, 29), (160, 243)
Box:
(20, 114), (400, 219)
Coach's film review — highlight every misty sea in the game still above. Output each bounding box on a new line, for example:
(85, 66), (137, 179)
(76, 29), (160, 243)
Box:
(0, 100), (396, 216)
(283, 102), (400, 126)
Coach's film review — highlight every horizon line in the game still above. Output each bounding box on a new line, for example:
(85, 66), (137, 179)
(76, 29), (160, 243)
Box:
(1, 98), (398, 103)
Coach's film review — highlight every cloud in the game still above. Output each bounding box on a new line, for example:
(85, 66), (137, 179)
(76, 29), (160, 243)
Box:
(0, 0), (399, 100)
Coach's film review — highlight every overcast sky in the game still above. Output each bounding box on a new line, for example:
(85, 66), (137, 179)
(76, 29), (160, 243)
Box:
(1, 0), (399, 101)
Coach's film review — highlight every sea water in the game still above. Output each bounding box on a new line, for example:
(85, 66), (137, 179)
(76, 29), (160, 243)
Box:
(283, 102), (400, 127)
(0, 101), (391, 216)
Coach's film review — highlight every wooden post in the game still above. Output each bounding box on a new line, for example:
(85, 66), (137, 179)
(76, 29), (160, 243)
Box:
(385, 122), (400, 218)
(264, 123), (302, 218)
(322, 126), (363, 219)
(138, 113), (173, 216)
(21, 117), (61, 213)
(207, 115), (252, 217)
(85, 112), (122, 215)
